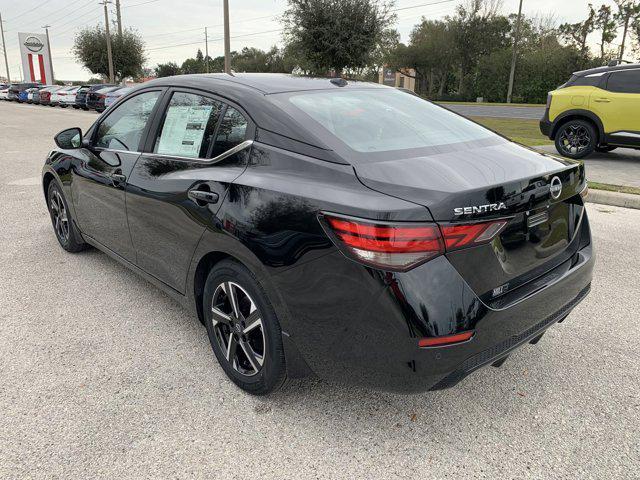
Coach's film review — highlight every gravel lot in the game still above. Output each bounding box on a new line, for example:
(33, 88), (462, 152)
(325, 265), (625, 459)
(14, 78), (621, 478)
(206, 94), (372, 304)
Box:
(1, 101), (638, 479)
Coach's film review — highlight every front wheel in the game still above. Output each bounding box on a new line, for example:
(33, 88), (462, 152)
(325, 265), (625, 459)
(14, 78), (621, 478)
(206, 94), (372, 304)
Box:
(554, 120), (596, 159)
(203, 259), (286, 395)
(47, 181), (88, 253)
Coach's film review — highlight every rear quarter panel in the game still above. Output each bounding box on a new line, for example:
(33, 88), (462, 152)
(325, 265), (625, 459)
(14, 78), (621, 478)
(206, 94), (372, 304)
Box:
(549, 86), (595, 122)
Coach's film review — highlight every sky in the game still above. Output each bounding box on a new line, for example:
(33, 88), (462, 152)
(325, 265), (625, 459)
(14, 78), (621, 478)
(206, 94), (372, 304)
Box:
(0, 0), (627, 81)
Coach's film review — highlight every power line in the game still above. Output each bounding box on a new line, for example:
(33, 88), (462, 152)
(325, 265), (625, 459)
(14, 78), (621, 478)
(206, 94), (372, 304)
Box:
(146, 28), (282, 52)
(4, 0), (55, 22)
(14, 0), (91, 32)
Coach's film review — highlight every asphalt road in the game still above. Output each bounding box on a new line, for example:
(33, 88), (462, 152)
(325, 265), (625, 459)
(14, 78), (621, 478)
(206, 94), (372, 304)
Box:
(1, 101), (639, 479)
(441, 103), (546, 119)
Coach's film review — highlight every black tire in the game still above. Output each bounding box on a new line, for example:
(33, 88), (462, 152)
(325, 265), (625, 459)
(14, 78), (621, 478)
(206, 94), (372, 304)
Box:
(554, 119), (596, 159)
(47, 181), (89, 253)
(203, 259), (286, 395)
(595, 145), (617, 153)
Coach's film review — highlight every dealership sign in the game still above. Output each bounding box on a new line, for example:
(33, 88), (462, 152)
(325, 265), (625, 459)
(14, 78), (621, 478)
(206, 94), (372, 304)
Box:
(18, 32), (53, 84)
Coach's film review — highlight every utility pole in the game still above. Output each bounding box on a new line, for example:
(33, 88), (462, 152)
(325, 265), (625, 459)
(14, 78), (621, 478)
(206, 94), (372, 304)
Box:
(0, 12), (10, 82)
(115, 0), (123, 37)
(43, 25), (54, 84)
(223, 0), (230, 73)
(101, 1), (115, 83)
(204, 27), (209, 73)
(506, 0), (523, 104)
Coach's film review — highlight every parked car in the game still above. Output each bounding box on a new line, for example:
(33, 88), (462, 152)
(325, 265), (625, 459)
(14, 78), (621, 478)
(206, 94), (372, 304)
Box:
(86, 85), (121, 112)
(30, 86), (48, 104)
(540, 62), (640, 158)
(8, 82), (40, 101)
(43, 74), (593, 395)
(104, 86), (133, 109)
(75, 84), (114, 110)
(26, 87), (41, 103)
(18, 89), (30, 103)
(58, 86), (80, 108)
(0, 86), (8, 100)
(51, 86), (75, 106)
(39, 86), (65, 106)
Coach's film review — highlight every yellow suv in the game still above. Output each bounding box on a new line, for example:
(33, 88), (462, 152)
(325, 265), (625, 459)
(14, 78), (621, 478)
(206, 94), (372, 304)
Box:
(540, 63), (640, 159)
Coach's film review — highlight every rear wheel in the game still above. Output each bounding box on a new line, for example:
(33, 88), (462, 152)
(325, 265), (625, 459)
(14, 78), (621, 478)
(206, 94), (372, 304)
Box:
(554, 119), (596, 159)
(47, 181), (88, 253)
(203, 259), (286, 395)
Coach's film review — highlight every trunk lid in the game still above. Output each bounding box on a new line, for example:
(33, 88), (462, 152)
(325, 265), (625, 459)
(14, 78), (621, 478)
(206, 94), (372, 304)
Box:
(354, 141), (587, 302)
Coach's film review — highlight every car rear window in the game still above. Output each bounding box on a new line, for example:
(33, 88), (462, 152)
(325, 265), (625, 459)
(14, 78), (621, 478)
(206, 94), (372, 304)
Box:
(285, 89), (497, 153)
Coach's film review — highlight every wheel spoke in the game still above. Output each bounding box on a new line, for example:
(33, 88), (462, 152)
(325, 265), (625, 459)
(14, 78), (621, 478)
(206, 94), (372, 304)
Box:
(225, 332), (237, 362)
(239, 339), (261, 371)
(243, 310), (262, 334)
(211, 307), (231, 326)
(226, 281), (240, 318)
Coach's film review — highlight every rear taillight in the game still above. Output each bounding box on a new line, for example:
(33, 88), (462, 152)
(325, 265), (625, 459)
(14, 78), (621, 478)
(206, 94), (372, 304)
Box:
(439, 220), (508, 251)
(579, 183), (588, 199)
(321, 214), (444, 271)
(321, 213), (508, 271)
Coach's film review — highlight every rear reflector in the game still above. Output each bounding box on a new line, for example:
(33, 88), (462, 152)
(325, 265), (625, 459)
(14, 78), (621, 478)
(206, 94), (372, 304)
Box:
(580, 183), (588, 199)
(418, 331), (474, 347)
(321, 213), (509, 271)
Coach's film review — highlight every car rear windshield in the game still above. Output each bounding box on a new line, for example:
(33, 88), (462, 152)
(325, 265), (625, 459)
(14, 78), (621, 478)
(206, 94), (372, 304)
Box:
(285, 89), (497, 153)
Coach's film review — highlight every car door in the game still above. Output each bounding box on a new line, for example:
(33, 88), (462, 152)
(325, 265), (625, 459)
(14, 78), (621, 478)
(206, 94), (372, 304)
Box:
(70, 89), (164, 262)
(590, 68), (640, 143)
(126, 89), (253, 293)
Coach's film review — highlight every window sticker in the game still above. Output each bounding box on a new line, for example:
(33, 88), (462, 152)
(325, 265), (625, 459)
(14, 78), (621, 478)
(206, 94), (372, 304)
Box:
(157, 105), (214, 158)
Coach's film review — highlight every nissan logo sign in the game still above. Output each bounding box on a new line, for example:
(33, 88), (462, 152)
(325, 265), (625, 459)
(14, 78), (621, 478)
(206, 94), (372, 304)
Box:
(24, 36), (44, 53)
(549, 176), (562, 200)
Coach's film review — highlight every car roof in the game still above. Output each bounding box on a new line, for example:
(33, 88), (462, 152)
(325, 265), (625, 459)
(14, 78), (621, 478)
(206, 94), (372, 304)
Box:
(574, 63), (640, 77)
(144, 73), (383, 95)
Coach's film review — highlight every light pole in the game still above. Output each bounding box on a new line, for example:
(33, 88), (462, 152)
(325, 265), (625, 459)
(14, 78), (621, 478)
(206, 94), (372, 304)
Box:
(0, 12), (10, 82)
(223, 0), (230, 73)
(506, 0), (523, 104)
(43, 25), (54, 84)
(100, 0), (115, 83)
(204, 27), (209, 73)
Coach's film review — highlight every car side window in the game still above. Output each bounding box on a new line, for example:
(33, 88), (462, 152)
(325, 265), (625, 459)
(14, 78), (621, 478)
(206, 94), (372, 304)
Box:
(210, 107), (248, 158)
(94, 91), (161, 151)
(154, 92), (224, 159)
(606, 70), (640, 94)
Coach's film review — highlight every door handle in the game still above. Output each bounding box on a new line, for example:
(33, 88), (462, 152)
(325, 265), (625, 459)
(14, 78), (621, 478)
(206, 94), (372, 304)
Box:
(188, 189), (219, 205)
(110, 173), (126, 184)
(594, 98), (611, 103)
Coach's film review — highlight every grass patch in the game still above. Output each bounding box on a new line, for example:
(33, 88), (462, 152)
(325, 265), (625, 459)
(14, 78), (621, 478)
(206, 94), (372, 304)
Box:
(469, 116), (553, 147)
(437, 101), (545, 108)
(588, 182), (640, 196)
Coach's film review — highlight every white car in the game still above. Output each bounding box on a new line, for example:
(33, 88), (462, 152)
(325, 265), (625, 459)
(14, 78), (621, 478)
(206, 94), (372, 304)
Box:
(51, 86), (75, 106)
(58, 86), (80, 107)
(0, 87), (9, 100)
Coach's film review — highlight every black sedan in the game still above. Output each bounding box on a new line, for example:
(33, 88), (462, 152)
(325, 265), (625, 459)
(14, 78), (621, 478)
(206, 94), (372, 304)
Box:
(42, 74), (594, 395)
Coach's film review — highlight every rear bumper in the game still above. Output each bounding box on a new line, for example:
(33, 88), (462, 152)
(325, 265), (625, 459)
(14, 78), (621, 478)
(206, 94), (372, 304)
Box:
(540, 109), (552, 138)
(273, 213), (594, 393)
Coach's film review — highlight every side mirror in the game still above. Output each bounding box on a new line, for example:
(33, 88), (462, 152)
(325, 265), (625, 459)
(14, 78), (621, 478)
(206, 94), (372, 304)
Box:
(54, 127), (83, 149)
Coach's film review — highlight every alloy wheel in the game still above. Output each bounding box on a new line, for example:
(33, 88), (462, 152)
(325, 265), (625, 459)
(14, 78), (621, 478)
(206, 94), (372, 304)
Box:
(559, 124), (591, 155)
(211, 281), (265, 377)
(50, 189), (70, 243)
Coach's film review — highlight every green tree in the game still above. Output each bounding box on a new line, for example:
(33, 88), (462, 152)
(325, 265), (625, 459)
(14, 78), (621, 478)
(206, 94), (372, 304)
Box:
(595, 4), (618, 59)
(558, 4), (597, 56)
(614, 0), (640, 59)
(155, 61), (182, 77)
(282, 0), (397, 75)
(72, 26), (145, 81)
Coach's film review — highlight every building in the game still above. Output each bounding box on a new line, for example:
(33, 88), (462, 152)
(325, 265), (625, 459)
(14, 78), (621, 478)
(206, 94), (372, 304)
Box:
(379, 67), (416, 91)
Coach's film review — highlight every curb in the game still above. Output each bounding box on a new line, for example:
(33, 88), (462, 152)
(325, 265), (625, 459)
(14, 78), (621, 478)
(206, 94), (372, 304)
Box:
(586, 189), (640, 210)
